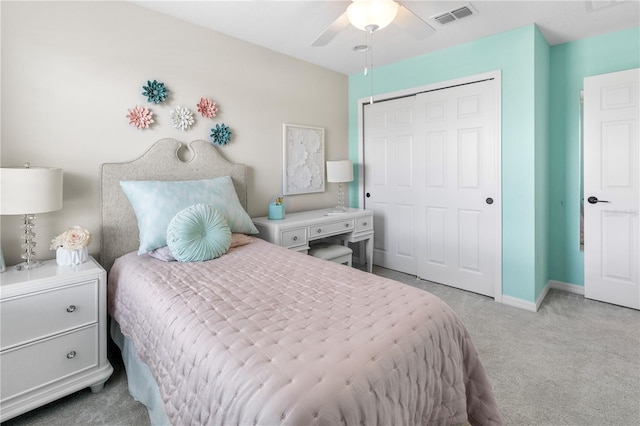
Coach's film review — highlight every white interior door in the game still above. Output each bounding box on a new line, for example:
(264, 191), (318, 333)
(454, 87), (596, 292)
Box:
(415, 81), (499, 297)
(364, 77), (500, 297)
(584, 68), (640, 310)
(363, 96), (420, 274)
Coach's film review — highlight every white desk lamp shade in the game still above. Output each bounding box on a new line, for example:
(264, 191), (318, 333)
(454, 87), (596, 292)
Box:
(326, 160), (353, 183)
(0, 167), (63, 215)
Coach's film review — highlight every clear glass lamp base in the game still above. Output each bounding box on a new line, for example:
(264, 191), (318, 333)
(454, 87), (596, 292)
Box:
(327, 182), (349, 214)
(14, 260), (44, 271)
(327, 206), (348, 214)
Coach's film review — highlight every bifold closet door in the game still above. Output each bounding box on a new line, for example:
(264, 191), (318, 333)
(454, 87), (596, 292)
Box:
(364, 78), (499, 297)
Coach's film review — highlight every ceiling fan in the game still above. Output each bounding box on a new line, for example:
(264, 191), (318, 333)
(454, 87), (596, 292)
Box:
(311, 0), (436, 47)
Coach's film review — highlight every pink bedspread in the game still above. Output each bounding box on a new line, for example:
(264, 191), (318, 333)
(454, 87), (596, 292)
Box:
(108, 238), (501, 425)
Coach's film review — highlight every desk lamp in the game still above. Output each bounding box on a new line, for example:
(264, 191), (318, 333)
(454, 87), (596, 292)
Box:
(326, 160), (353, 214)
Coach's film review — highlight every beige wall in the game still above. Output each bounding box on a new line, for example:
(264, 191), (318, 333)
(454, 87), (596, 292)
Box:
(0, 1), (348, 267)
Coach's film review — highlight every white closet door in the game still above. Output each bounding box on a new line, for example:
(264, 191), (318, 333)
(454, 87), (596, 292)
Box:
(364, 96), (420, 274)
(584, 68), (639, 310)
(364, 78), (500, 297)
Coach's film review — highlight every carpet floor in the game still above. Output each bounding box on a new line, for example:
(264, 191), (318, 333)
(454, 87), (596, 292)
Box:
(3, 266), (639, 425)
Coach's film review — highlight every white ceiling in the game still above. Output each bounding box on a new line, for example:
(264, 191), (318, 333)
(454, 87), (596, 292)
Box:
(133, 0), (640, 75)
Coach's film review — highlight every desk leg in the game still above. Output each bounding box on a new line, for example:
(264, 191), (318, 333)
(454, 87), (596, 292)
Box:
(365, 237), (373, 273)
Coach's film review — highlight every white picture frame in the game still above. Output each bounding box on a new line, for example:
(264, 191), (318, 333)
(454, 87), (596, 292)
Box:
(282, 123), (325, 195)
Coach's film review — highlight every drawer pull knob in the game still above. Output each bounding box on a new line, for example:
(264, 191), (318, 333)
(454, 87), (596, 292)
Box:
(66, 305), (77, 313)
(292, 236), (298, 241)
(66, 351), (77, 359)
(345, 223), (350, 228)
(317, 229), (322, 233)
(363, 222), (367, 226)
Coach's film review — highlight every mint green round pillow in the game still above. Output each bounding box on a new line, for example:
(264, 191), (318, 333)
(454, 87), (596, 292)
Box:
(166, 204), (232, 262)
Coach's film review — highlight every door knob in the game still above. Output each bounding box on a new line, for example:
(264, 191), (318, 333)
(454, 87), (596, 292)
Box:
(366, 193), (371, 198)
(587, 196), (610, 204)
(486, 197), (494, 205)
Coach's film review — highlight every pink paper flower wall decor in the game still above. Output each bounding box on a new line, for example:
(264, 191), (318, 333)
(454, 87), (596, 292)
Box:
(197, 97), (218, 118)
(127, 105), (154, 129)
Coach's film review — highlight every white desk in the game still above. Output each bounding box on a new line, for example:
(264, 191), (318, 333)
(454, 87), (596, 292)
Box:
(252, 208), (374, 272)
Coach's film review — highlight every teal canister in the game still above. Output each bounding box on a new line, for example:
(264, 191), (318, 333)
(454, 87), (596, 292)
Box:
(268, 202), (285, 220)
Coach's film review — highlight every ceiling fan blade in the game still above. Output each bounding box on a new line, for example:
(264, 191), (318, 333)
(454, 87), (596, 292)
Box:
(311, 11), (350, 47)
(395, 4), (436, 40)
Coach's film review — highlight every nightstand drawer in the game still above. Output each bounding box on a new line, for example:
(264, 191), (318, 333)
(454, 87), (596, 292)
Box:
(0, 280), (98, 351)
(0, 324), (98, 401)
(355, 216), (373, 232)
(281, 228), (307, 248)
(309, 219), (354, 238)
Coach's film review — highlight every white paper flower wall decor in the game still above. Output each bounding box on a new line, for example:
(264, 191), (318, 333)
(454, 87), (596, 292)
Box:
(169, 105), (195, 131)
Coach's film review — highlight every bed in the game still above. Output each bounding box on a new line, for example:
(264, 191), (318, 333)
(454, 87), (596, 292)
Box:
(102, 139), (502, 425)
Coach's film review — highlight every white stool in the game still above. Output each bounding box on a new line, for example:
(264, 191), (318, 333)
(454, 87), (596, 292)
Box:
(308, 242), (353, 266)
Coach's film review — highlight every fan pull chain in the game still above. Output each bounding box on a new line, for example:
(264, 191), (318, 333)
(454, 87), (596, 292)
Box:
(369, 27), (375, 104)
(363, 31), (369, 76)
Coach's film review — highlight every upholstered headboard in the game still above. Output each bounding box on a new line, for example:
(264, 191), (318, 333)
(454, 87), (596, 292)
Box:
(100, 138), (248, 273)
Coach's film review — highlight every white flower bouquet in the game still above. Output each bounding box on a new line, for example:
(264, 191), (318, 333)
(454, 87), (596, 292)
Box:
(51, 226), (92, 265)
(50, 226), (92, 250)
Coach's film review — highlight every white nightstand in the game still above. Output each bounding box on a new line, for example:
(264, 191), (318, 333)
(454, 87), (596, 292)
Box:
(0, 257), (113, 422)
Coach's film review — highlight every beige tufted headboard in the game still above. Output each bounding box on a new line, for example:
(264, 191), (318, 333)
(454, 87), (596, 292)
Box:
(100, 138), (248, 273)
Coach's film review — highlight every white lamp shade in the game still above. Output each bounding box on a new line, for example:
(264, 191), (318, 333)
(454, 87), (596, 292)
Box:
(347, 0), (399, 31)
(326, 160), (354, 183)
(0, 167), (63, 215)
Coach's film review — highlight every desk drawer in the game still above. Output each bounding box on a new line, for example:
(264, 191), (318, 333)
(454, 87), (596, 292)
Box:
(0, 325), (98, 401)
(356, 216), (373, 232)
(1, 280), (98, 351)
(309, 219), (354, 238)
(281, 228), (307, 248)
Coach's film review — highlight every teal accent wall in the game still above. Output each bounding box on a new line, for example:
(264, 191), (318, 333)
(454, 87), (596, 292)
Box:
(534, 28), (551, 299)
(348, 24), (639, 303)
(349, 25), (542, 302)
(548, 27), (640, 286)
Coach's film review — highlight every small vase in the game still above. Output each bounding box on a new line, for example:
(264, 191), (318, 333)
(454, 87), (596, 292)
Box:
(56, 247), (89, 266)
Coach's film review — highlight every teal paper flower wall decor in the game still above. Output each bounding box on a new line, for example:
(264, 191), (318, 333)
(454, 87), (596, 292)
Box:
(142, 80), (168, 104)
(210, 123), (231, 146)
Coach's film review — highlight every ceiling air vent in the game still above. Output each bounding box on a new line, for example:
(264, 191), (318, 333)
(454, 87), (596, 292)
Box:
(431, 3), (477, 25)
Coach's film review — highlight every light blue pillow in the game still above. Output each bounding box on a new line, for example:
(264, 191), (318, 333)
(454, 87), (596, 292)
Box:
(120, 176), (258, 254)
(166, 204), (231, 262)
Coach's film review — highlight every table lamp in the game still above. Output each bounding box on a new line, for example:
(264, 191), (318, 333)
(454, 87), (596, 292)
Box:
(0, 164), (63, 270)
(326, 160), (353, 214)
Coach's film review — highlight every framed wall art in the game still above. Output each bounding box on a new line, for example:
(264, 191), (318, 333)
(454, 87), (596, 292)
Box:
(282, 123), (325, 195)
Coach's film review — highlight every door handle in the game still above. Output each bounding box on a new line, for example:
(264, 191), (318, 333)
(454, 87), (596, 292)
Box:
(587, 196), (610, 204)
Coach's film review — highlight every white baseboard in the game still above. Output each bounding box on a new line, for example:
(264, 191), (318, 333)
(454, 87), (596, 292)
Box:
(548, 280), (585, 295)
(501, 295), (538, 312)
(535, 283), (552, 311)
(500, 280), (584, 312)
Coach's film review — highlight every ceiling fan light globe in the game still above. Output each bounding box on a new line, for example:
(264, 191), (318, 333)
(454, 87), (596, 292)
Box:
(347, 0), (399, 31)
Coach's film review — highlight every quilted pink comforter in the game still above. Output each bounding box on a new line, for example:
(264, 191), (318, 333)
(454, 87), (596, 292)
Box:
(108, 238), (501, 425)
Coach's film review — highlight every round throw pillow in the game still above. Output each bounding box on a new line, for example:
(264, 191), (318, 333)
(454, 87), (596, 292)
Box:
(166, 204), (232, 262)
